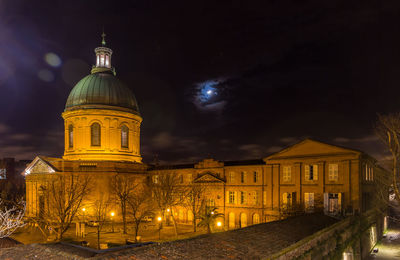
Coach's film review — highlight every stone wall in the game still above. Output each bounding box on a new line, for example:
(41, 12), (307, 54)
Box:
(269, 210), (384, 260)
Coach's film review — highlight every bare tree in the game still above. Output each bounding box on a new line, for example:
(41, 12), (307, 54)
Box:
(43, 174), (91, 240)
(376, 113), (400, 203)
(0, 199), (25, 238)
(183, 184), (205, 232)
(150, 173), (187, 236)
(375, 113), (400, 221)
(127, 183), (153, 242)
(110, 174), (138, 234)
(92, 195), (110, 250)
(197, 207), (224, 234)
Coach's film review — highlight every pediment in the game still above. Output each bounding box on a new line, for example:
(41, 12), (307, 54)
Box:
(194, 173), (225, 183)
(25, 156), (57, 175)
(265, 139), (360, 161)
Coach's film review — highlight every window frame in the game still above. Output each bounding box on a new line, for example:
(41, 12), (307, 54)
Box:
(121, 125), (129, 149)
(283, 166), (292, 182)
(328, 163), (338, 181)
(68, 124), (74, 148)
(91, 123), (101, 147)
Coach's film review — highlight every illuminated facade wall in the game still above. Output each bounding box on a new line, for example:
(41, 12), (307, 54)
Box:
(62, 108), (142, 162)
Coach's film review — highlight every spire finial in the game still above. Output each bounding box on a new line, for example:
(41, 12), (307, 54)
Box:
(101, 29), (106, 46)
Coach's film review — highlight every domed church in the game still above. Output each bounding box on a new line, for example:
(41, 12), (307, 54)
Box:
(62, 34), (142, 162)
(24, 34), (382, 232)
(24, 34), (148, 223)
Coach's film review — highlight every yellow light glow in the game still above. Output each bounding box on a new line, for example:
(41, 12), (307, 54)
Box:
(82, 208), (86, 212)
(111, 211), (115, 217)
(217, 221), (222, 227)
(167, 208), (170, 212)
(157, 216), (162, 222)
(211, 211), (214, 215)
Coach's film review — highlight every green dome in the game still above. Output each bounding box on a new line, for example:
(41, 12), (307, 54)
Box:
(65, 72), (139, 113)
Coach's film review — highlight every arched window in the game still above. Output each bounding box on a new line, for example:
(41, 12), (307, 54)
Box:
(121, 125), (129, 148)
(68, 125), (73, 148)
(91, 123), (101, 146)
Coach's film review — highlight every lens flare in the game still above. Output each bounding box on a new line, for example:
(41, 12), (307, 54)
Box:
(44, 52), (62, 67)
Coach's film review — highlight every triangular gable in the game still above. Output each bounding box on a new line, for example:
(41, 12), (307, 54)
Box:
(264, 139), (361, 161)
(194, 172), (225, 183)
(25, 156), (58, 175)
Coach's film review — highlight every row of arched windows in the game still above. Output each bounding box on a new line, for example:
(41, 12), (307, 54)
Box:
(67, 123), (130, 149)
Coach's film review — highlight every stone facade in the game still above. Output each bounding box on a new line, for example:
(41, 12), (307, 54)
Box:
(24, 139), (384, 231)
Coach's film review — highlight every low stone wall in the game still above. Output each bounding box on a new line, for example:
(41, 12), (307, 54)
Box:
(268, 210), (384, 260)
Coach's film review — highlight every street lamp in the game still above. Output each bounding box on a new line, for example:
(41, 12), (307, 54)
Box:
(157, 216), (162, 240)
(111, 211), (115, 233)
(217, 221), (222, 227)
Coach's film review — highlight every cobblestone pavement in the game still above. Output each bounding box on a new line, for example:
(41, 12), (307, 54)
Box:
(0, 214), (337, 259)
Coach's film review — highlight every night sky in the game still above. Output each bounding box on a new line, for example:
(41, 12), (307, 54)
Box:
(0, 0), (398, 164)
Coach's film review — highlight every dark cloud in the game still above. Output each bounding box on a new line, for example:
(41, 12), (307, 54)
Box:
(0, 0), (398, 165)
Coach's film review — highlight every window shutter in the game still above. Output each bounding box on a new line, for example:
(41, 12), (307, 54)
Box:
(338, 193), (342, 211)
(234, 191), (238, 204)
(305, 165), (310, 180)
(226, 191), (229, 204)
(313, 165), (318, 180)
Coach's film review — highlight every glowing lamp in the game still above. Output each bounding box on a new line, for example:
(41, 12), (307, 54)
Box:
(111, 212), (115, 217)
(167, 208), (170, 212)
(211, 211), (214, 215)
(157, 216), (162, 222)
(217, 221), (222, 227)
(82, 208), (86, 212)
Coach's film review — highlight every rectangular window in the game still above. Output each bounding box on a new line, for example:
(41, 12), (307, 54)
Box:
(283, 166), (291, 182)
(328, 164), (338, 181)
(206, 199), (215, 207)
(229, 172), (235, 183)
(305, 165), (318, 181)
(241, 172), (246, 183)
(252, 191), (258, 205)
(253, 171), (258, 183)
(240, 191), (246, 204)
(229, 191), (235, 204)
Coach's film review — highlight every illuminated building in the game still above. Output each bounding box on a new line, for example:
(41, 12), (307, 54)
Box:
(24, 35), (384, 230)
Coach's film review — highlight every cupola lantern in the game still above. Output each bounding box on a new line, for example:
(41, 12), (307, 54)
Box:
(91, 32), (114, 74)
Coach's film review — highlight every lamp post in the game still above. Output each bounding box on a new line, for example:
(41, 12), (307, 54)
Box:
(157, 216), (162, 240)
(111, 211), (115, 233)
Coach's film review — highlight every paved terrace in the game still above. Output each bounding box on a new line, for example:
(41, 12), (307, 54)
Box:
(0, 213), (338, 259)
